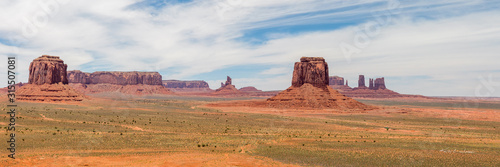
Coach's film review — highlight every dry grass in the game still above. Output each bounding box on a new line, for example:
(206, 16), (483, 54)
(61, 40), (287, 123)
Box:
(0, 96), (498, 166)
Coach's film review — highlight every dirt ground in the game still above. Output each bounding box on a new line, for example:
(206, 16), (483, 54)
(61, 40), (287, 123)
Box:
(1, 151), (298, 167)
(1, 95), (498, 166)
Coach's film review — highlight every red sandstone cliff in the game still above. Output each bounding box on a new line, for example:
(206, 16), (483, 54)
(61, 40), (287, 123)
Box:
(29, 55), (68, 85)
(67, 70), (171, 95)
(18, 55), (83, 101)
(291, 57), (329, 88)
(68, 71), (162, 85)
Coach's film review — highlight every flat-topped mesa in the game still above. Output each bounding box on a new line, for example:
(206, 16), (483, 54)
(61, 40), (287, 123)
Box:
(374, 77), (386, 90)
(329, 76), (345, 86)
(67, 71), (162, 85)
(67, 70), (171, 95)
(67, 70), (90, 84)
(163, 80), (210, 89)
(29, 55), (68, 85)
(239, 86), (261, 92)
(292, 57), (329, 88)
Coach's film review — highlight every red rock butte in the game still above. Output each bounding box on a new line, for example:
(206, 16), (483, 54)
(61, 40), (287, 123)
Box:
(267, 57), (370, 109)
(162, 80), (213, 93)
(18, 55), (83, 101)
(29, 55), (68, 85)
(329, 75), (425, 98)
(214, 76), (240, 95)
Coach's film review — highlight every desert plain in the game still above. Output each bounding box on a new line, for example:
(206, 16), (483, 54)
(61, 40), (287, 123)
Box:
(0, 94), (498, 166)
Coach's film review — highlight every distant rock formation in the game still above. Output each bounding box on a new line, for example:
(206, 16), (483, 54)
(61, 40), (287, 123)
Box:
(369, 78), (374, 89)
(330, 75), (424, 98)
(358, 75), (366, 88)
(215, 76), (240, 94)
(374, 77), (386, 90)
(162, 80), (212, 92)
(268, 57), (370, 109)
(163, 80), (210, 89)
(18, 55), (83, 101)
(329, 76), (344, 85)
(68, 71), (162, 85)
(0, 82), (25, 95)
(239, 86), (261, 92)
(67, 70), (171, 95)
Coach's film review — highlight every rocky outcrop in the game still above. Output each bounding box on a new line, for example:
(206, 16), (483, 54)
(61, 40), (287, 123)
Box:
(67, 70), (171, 95)
(374, 77), (386, 90)
(292, 57), (329, 88)
(239, 86), (261, 92)
(163, 80), (210, 89)
(369, 78), (374, 89)
(215, 76), (240, 94)
(29, 55), (68, 85)
(329, 76), (344, 85)
(358, 75), (366, 88)
(67, 70), (90, 84)
(18, 55), (83, 101)
(162, 80), (212, 92)
(268, 57), (370, 109)
(68, 71), (162, 85)
(221, 76), (232, 87)
(330, 75), (424, 98)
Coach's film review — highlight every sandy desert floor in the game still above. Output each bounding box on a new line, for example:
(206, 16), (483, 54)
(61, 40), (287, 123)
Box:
(0, 95), (499, 166)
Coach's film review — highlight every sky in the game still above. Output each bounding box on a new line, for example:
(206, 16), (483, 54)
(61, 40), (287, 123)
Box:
(1, 0), (500, 97)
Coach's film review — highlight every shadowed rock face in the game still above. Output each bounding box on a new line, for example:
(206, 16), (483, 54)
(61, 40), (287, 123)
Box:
(29, 55), (68, 85)
(292, 57), (329, 88)
(68, 71), (162, 85)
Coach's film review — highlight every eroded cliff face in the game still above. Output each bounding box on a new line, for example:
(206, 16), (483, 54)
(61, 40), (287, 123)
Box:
(67, 70), (171, 95)
(19, 55), (83, 101)
(374, 77), (386, 90)
(29, 55), (68, 85)
(358, 75), (366, 88)
(68, 71), (162, 85)
(215, 76), (240, 94)
(291, 57), (329, 88)
(268, 57), (370, 109)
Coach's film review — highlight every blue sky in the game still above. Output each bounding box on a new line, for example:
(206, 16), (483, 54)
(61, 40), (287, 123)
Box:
(1, 0), (500, 96)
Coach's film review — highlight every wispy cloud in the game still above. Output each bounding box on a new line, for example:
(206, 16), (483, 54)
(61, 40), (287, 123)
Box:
(0, 0), (499, 96)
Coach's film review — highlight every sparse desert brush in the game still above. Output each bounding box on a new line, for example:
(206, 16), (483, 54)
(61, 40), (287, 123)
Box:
(5, 97), (499, 166)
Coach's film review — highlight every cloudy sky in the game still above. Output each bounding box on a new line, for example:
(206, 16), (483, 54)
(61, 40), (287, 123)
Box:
(1, 0), (499, 97)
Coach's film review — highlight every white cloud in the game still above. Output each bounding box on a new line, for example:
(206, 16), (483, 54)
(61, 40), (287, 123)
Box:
(0, 0), (499, 96)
